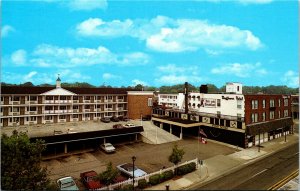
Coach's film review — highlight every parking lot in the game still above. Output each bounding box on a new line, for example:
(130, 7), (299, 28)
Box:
(42, 137), (237, 189)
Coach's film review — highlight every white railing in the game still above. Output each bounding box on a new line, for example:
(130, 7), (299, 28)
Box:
(44, 120), (53, 123)
(73, 109), (79, 113)
(59, 119), (66, 122)
(72, 118), (78, 121)
(99, 158), (198, 190)
(84, 100), (90, 103)
(97, 100), (102, 103)
(84, 109), (90, 112)
(12, 112), (20, 115)
(12, 101), (20, 105)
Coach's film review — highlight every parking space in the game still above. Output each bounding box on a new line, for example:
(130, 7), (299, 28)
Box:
(42, 137), (236, 189)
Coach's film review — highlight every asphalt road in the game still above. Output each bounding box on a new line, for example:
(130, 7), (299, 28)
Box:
(190, 142), (299, 190)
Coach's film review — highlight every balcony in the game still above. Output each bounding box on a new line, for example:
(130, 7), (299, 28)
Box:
(105, 108), (113, 111)
(73, 109), (79, 113)
(84, 100), (91, 103)
(96, 100), (102, 103)
(45, 100), (55, 104)
(12, 101), (20, 105)
(118, 99), (124, 102)
(84, 109), (90, 112)
(73, 100), (79, 103)
(54, 100), (60, 104)
(26, 111), (37, 115)
(12, 112), (20, 116)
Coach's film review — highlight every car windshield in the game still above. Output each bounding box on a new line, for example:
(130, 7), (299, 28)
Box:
(61, 181), (75, 188)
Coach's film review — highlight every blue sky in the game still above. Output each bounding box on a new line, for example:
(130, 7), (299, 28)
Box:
(2, 0), (299, 88)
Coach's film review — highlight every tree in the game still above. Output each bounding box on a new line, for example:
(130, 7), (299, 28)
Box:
(168, 144), (185, 166)
(97, 162), (119, 185)
(1, 130), (50, 190)
(134, 84), (144, 90)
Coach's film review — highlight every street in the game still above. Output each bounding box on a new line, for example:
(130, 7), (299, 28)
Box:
(190, 142), (299, 190)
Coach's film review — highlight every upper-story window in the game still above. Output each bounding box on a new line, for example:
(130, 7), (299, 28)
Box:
(251, 100), (258, 109)
(270, 111), (275, 119)
(60, 96), (66, 100)
(262, 100), (266, 108)
(262, 112), (266, 121)
(251, 113), (258, 123)
(107, 96), (112, 100)
(284, 98), (289, 106)
(270, 99), (275, 107)
(30, 96), (37, 101)
(284, 109), (289, 117)
(148, 98), (153, 107)
(85, 96), (91, 100)
(237, 100), (242, 109)
(278, 110), (281, 118)
(13, 96), (20, 101)
(278, 99), (281, 107)
(217, 99), (221, 107)
(73, 96), (79, 100)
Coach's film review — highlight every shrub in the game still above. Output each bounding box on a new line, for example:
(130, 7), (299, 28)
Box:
(161, 170), (174, 181)
(176, 162), (196, 176)
(138, 179), (148, 189)
(149, 174), (161, 185)
(121, 184), (134, 191)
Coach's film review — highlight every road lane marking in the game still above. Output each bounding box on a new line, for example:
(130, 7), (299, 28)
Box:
(250, 169), (268, 178)
(268, 169), (299, 190)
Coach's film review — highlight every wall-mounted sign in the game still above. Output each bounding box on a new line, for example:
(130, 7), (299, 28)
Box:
(236, 96), (243, 100)
(181, 114), (188, 120)
(222, 96), (234, 100)
(191, 115), (199, 122)
(204, 99), (216, 107)
(165, 111), (169, 116)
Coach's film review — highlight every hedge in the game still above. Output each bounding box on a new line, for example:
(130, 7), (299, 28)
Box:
(149, 174), (162, 185)
(176, 162), (196, 176)
(121, 184), (134, 191)
(138, 179), (148, 189)
(161, 170), (174, 181)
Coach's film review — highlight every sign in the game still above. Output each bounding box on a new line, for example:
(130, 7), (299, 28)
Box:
(222, 96), (234, 100)
(236, 96), (244, 100)
(191, 115), (199, 121)
(204, 98), (216, 107)
(165, 111), (169, 116)
(181, 114), (188, 120)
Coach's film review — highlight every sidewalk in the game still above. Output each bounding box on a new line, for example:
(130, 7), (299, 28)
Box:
(147, 133), (299, 190)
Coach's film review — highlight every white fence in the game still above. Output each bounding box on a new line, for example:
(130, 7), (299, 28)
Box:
(99, 158), (198, 190)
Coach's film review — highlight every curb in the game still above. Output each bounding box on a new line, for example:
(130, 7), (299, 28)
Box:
(184, 140), (299, 190)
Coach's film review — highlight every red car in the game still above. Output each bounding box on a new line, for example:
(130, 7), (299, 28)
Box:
(80, 170), (102, 190)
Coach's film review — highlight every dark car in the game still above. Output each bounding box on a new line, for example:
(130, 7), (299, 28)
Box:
(113, 124), (124, 129)
(142, 115), (151, 121)
(111, 116), (120, 122)
(80, 171), (102, 189)
(101, 117), (111, 123)
(118, 116), (130, 121)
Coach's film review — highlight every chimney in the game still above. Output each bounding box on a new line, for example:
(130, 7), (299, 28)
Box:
(184, 82), (189, 114)
(200, 85), (208, 93)
(56, 74), (61, 88)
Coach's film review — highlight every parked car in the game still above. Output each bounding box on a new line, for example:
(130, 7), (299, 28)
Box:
(123, 123), (135, 128)
(100, 143), (116, 153)
(57, 176), (79, 191)
(101, 117), (111, 123)
(118, 116), (130, 121)
(142, 115), (151, 121)
(80, 170), (102, 190)
(117, 163), (147, 178)
(111, 116), (120, 122)
(113, 124), (124, 129)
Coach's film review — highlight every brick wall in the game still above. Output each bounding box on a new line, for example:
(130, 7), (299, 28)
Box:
(127, 94), (153, 119)
(244, 94), (291, 125)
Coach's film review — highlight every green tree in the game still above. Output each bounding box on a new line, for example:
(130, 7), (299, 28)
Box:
(97, 162), (119, 185)
(1, 130), (50, 190)
(168, 144), (185, 166)
(134, 84), (144, 90)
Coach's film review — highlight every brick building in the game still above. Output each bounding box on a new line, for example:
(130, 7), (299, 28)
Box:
(0, 78), (151, 127)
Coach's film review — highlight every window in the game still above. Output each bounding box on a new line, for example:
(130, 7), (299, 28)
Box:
(73, 96), (79, 100)
(262, 100), (266, 108)
(46, 96), (53, 100)
(13, 96), (20, 101)
(270, 111), (275, 119)
(237, 113), (242, 121)
(237, 100), (242, 109)
(270, 99), (275, 107)
(217, 99), (221, 107)
(30, 96), (37, 101)
(107, 96), (112, 100)
(45, 116), (52, 120)
(251, 100), (258, 109)
(73, 114), (78, 118)
(60, 96), (66, 100)
(284, 110), (289, 117)
(60, 106), (66, 110)
(278, 111), (281, 118)
(251, 113), (258, 123)
(73, 105), (79, 109)
(13, 108), (19, 112)
(148, 98), (153, 106)
(106, 104), (113, 109)
(30, 116), (36, 121)
(278, 99), (281, 107)
(1, 97), (3, 102)
(217, 111), (221, 117)
(85, 96), (90, 100)
(262, 112), (266, 121)
(284, 98), (288, 106)
(237, 86), (240, 91)
(29, 107), (37, 111)
(59, 115), (66, 119)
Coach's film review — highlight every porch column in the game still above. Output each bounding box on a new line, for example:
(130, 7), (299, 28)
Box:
(135, 134), (138, 141)
(160, 123), (163, 129)
(64, 143), (68, 154)
(180, 127), (183, 139)
(103, 138), (106, 144)
(170, 126), (172, 134)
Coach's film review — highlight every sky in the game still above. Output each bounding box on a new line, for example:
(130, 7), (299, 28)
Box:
(1, 0), (299, 88)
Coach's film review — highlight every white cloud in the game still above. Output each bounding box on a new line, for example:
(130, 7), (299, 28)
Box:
(76, 16), (263, 52)
(67, 0), (107, 11)
(57, 69), (91, 81)
(238, 0), (273, 5)
(281, 70), (299, 87)
(1, 25), (15, 37)
(23, 71), (38, 82)
(155, 64), (203, 85)
(132, 79), (148, 86)
(11, 49), (27, 66)
(8, 44), (149, 68)
(211, 62), (267, 78)
(102, 73), (120, 80)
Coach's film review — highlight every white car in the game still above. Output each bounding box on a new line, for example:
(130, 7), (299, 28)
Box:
(117, 163), (147, 178)
(123, 123), (135, 128)
(57, 176), (79, 191)
(100, 143), (116, 153)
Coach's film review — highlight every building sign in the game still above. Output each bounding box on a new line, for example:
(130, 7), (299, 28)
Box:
(201, 98), (217, 107)
(236, 96), (243, 100)
(222, 96), (234, 100)
(181, 114), (188, 120)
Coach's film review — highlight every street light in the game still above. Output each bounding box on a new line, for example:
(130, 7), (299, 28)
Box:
(132, 156), (136, 189)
